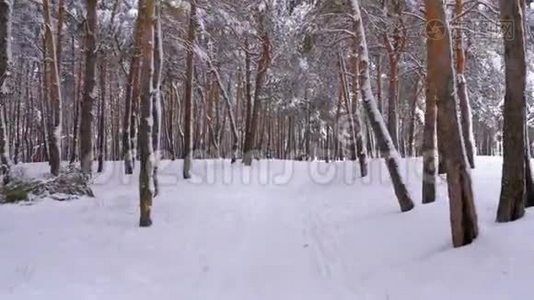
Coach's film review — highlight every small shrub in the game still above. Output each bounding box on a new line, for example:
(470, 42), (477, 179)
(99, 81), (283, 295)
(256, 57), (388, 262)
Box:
(1, 165), (94, 204)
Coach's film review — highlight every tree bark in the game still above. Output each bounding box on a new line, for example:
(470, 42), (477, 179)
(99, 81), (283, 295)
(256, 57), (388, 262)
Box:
(424, 0), (478, 247)
(136, 0), (156, 227)
(350, 0), (414, 212)
(207, 58), (240, 163)
(42, 0), (62, 176)
(243, 13), (271, 166)
(350, 38), (368, 176)
(497, 0), (528, 222)
(454, 0), (475, 169)
(70, 35), (81, 164)
(123, 8), (143, 175)
(97, 58), (106, 173)
(422, 69), (437, 204)
(183, 0), (197, 179)
(80, 0), (98, 174)
(152, 2), (163, 196)
(0, 0), (12, 182)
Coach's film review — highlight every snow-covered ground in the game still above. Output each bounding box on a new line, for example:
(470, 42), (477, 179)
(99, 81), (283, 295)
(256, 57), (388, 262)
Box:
(1, 157), (533, 300)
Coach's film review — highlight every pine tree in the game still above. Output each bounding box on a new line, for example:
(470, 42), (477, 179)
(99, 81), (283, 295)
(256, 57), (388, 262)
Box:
(136, 0), (156, 227)
(497, 0), (529, 222)
(42, 0), (62, 176)
(80, 0), (98, 174)
(183, 0), (198, 179)
(424, 0), (478, 247)
(0, 0), (12, 182)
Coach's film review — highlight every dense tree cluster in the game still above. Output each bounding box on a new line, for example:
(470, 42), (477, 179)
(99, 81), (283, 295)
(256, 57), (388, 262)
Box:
(1, 0), (533, 246)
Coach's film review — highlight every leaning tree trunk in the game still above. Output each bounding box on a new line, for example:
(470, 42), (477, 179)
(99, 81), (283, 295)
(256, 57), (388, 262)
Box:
(454, 0), (475, 169)
(136, 0), (156, 227)
(497, 0), (528, 222)
(349, 0), (414, 212)
(424, 0), (478, 247)
(0, 0), (12, 182)
(183, 0), (197, 179)
(42, 0), (62, 176)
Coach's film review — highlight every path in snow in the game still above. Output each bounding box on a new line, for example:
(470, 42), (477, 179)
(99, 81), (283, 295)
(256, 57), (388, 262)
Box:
(1, 157), (534, 300)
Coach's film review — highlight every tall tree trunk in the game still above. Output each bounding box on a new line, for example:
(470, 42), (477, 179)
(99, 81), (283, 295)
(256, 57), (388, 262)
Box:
(152, 3), (163, 196)
(0, 0), (12, 182)
(525, 123), (534, 207)
(422, 67), (437, 204)
(243, 42), (252, 151)
(382, 0), (404, 150)
(350, 38), (368, 176)
(56, 0), (65, 75)
(424, 0), (478, 247)
(136, 0), (156, 227)
(207, 58), (240, 163)
(454, 0), (475, 169)
(97, 58), (106, 173)
(350, 0), (414, 212)
(80, 0), (97, 174)
(183, 0), (197, 179)
(122, 6), (144, 174)
(497, 0), (528, 222)
(42, 0), (62, 176)
(407, 81), (421, 157)
(339, 53), (358, 162)
(70, 35), (81, 164)
(243, 14), (271, 166)
(386, 55), (399, 149)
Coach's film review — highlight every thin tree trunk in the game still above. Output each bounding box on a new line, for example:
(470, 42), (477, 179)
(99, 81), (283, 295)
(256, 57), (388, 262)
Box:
(56, 0), (65, 76)
(0, 0), (11, 182)
(97, 58), (106, 173)
(207, 58), (240, 163)
(386, 54), (399, 150)
(339, 53), (358, 162)
(183, 0), (197, 179)
(350, 37), (368, 176)
(243, 16), (271, 166)
(42, 0), (62, 176)
(70, 34), (81, 164)
(123, 8), (143, 174)
(137, 0), (156, 227)
(80, 0), (97, 173)
(422, 68), (437, 204)
(152, 2), (163, 195)
(454, 0), (475, 169)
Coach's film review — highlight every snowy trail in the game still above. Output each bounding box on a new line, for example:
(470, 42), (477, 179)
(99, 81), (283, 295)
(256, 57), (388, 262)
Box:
(2, 157), (534, 299)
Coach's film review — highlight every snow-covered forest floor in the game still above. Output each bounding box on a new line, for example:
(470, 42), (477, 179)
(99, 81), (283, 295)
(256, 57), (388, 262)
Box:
(1, 157), (533, 300)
